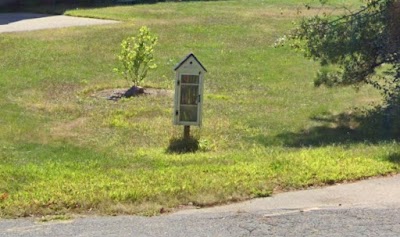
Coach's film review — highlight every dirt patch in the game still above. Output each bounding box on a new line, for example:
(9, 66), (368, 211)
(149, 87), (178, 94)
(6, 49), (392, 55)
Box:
(92, 87), (173, 101)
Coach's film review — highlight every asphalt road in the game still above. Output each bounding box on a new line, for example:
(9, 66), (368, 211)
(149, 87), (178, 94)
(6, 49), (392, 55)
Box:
(0, 13), (118, 33)
(1, 175), (400, 237)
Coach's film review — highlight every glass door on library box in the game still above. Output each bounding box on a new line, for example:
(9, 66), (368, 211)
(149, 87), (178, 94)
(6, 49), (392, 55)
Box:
(175, 74), (203, 126)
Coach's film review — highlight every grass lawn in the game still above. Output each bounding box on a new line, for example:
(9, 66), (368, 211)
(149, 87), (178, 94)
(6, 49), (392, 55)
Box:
(1, 0), (399, 218)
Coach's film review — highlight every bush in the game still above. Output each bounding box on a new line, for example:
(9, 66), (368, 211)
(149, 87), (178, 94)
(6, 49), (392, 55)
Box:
(114, 26), (158, 87)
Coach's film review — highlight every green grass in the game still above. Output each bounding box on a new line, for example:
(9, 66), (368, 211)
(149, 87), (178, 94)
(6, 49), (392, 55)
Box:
(1, 0), (399, 218)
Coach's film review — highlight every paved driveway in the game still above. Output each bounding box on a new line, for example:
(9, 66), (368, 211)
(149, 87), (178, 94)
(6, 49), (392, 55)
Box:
(0, 13), (118, 33)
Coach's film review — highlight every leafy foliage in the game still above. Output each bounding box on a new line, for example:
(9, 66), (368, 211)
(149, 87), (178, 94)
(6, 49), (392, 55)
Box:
(114, 26), (158, 86)
(280, 0), (400, 137)
(285, 0), (400, 101)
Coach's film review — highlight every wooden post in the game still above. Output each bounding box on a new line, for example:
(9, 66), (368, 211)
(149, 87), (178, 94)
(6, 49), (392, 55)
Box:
(184, 125), (190, 139)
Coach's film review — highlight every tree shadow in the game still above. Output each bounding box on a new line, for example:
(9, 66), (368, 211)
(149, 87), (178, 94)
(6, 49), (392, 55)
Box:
(387, 153), (400, 164)
(1, 1), (123, 15)
(254, 106), (400, 148)
(2, 0), (224, 15)
(0, 1), (160, 23)
(0, 12), (50, 25)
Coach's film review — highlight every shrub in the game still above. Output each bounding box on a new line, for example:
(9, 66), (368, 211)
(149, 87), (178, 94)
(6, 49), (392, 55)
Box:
(114, 26), (158, 87)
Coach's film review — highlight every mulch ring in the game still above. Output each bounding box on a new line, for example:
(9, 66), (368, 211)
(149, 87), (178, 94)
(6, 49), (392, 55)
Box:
(92, 87), (173, 101)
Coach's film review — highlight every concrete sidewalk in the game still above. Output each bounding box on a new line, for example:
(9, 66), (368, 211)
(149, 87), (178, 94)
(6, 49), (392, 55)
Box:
(0, 13), (118, 33)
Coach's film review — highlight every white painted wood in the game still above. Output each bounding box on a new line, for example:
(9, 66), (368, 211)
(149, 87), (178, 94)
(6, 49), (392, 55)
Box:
(173, 54), (207, 126)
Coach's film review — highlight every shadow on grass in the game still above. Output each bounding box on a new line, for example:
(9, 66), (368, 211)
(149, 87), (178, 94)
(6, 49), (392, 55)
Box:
(253, 106), (400, 148)
(0, 12), (50, 25)
(3, 0), (225, 15)
(387, 153), (400, 164)
(167, 136), (199, 154)
(2, 1), (125, 15)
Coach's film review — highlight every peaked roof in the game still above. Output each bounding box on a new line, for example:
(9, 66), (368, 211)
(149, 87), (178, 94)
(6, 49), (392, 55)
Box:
(174, 53), (207, 72)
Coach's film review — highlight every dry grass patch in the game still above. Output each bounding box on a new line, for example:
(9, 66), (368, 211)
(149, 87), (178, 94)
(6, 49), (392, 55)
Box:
(51, 117), (89, 139)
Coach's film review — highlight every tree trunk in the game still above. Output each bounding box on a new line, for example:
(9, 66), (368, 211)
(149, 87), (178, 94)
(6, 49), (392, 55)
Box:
(388, 0), (400, 53)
